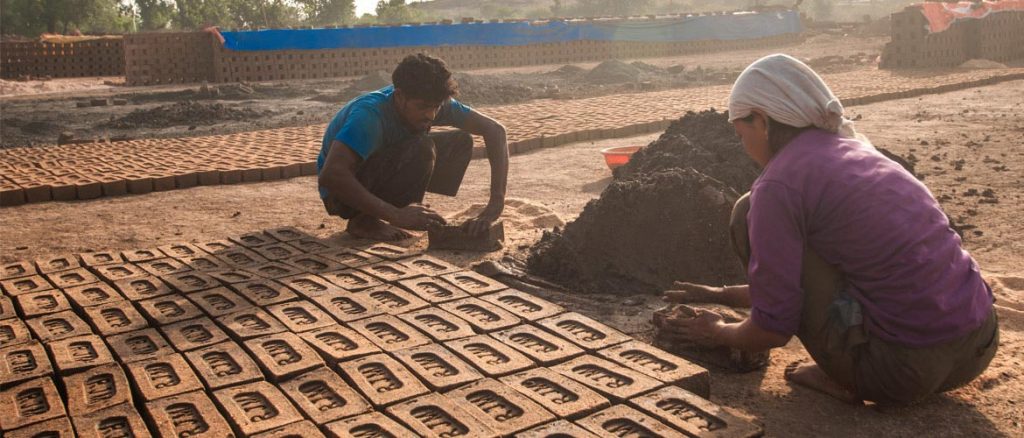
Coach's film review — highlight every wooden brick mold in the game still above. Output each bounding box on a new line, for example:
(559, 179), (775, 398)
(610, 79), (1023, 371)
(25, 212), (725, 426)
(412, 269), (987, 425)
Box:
(62, 363), (132, 415)
(598, 340), (710, 398)
(185, 340), (264, 390)
(324, 411), (416, 437)
(577, 404), (681, 438)
(385, 392), (498, 438)
(279, 367), (372, 425)
(552, 355), (663, 402)
(446, 377), (556, 435)
(213, 380), (304, 436)
(500, 367), (611, 420)
(0, 341), (54, 386)
(337, 353), (429, 407)
(144, 390), (235, 438)
(0, 376), (67, 430)
(298, 325), (380, 365)
(72, 403), (150, 438)
(629, 385), (763, 438)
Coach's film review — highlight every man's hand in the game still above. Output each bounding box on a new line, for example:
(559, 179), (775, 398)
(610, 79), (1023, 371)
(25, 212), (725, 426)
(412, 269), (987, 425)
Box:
(464, 201), (503, 236)
(389, 204), (446, 231)
(656, 310), (725, 347)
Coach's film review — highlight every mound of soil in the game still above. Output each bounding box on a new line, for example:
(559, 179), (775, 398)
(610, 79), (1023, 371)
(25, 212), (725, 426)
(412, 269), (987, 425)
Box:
(585, 60), (642, 84)
(100, 101), (269, 129)
(453, 73), (536, 106)
(349, 70), (392, 92)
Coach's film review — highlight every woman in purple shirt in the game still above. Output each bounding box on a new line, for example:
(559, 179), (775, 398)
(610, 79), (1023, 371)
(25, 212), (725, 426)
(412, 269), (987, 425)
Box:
(659, 54), (998, 405)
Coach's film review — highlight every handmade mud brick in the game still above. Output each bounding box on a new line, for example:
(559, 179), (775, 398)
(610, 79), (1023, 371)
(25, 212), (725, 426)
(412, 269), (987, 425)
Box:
(492, 325), (584, 366)
(385, 392), (497, 438)
(480, 289), (566, 321)
(158, 242), (208, 259)
(320, 269), (382, 291)
(122, 248), (166, 263)
(537, 313), (631, 351)
(153, 174), (177, 191)
(45, 267), (99, 289)
(399, 255), (464, 276)
(361, 285), (429, 314)
(249, 262), (306, 279)
(163, 271), (222, 293)
(0, 377), (66, 430)
(0, 261), (36, 280)
(16, 289), (72, 317)
(190, 287), (254, 317)
(518, 419), (602, 438)
(254, 243), (305, 261)
(197, 239), (236, 255)
(280, 367), (372, 425)
(598, 341), (710, 398)
(79, 251), (122, 267)
(289, 237), (333, 254)
(162, 317), (230, 352)
(218, 308), (287, 340)
(319, 248), (381, 268)
(5, 416), (75, 438)
(311, 292), (383, 323)
(136, 295), (205, 326)
(64, 283), (125, 309)
(209, 268), (263, 285)
(359, 261), (423, 283)
(71, 403), (149, 438)
(47, 334), (115, 374)
(393, 343), (483, 391)
(26, 310), (92, 342)
(217, 248), (268, 268)
(0, 318), (33, 348)
(107, 328), (174, 363)
(230, 279), (298, 307)
(300, 325), (380, 365)
(242, 168), (263, 183)
(267, 300), (336, 333)
(427, 221), (505, 251)
(264, 226), (308, 242)
(0, 341), (53, 386)
(446, 333), (535, 377)
(113, 275), (174, 301)
(399, 307), (476, 342)
(137, 257), (192, 277)
(197, 170), (221, 186)
(324, 411), (417, 438)
(348, 314), (431, 352)
(1, 275), (54, 296)
(447, 377), (556, 435)
(220, 169), (242, 185)
(337, 353), (429, 407)
(93, 263), (147, 282)
(231, 231), (278, 248)
(126, 353), (204, 401)
(397, 276), (470, 304)
(144, 390), (234, 438)
(253, 420), (326, 438)
(283, 254), (345, 274)
(360, 243), (414, 260)
(0, 295), (15, 321)
(577, 404), (680, 438)
(500, 367), (611, 420)
(181, 254), (230, 271)
(213, 380), (304, 435)
(62, 363), (132, 415)
(552, 355), (663, 402)
(440, 297), (521, 333)
(127, 177), (153, 194)
(244, 332), (324, 381)
(186, 341), (264, 390)
(278, 273), (344, 298)
(441, 271), (508, 296)
(35, 254), (80, 274)
(629, 385), (762, 438)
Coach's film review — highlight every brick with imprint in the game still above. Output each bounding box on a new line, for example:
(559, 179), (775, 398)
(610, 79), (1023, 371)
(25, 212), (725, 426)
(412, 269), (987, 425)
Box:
(393, 343), (483, 391)
(47, 334), (115, 374)
(397, 276), (470, 304)
(491, 324), (584, 365)
(231, 231), (278, 248)
(280, 367), (372, 425)
(253, 242), (305, 261)
(348, 314), (431, 351)
(162, 316), (230, 352)
(137, 294), (205, 326)
(480, 288), (565, 321)
(264, 226), (308, 242)
(0, 318), (33, 348)
(551, 355), (663, 402)
(63, 283), (125, 309)
(190, 286), (254, 317)
(319, 248), (381, 269)
(217, 308), (287, 341)
(15, 289), (72, 318)
(4, 416), (75, 438)
(1, 260), (37, 281)
(500, 367), (611, 419)
(518, 419), (601, 438)
(185, 340), (264, 390)
(137, 257), (193, 277)
(80, 251), (123, 267)
(26, 310), (93, 342)
(289, 237), (333, 254)
(385, 392), (497, 438)
(0, 341), (53, 386)
(113, 275), (174, 301)
(324, 411), (416, 438)
(230, 279), (298, 306)
(598, 340), (710, 398)
(213, 380), (304, 436)
(311, 291), (383, 323)
(440, 297), (521, 333)
(267, 300), (336, 333)
(577, 404), (681, 438)
(126, 353), (204, 401)
(359, 261), (423, 283)
(321, 268), (382, 291)
(536, 312), (631, 351)
(249, 262), (306, 280)
(400, 307), (476, 342)
(441, 271), (507, 296)
(93, 263), (147, 282)
(0, 376), (66, 430)
(208, 268), (262, 285)
(82, 302), (148, 336)
(45, 267), (99, 289)
(62, 363), (132, 415)
(399, 254), (464, 276)
(122, 248), (166, 263)
(446, 377), (556, 435)
(283, 254), (345, 274)
(360, 285), (429, 314)
(278, 273), (345, 298)
(299, 325), (380, 365)
(253, 420), (326, 438)
(163, 271), (222, 293)
(157, 242), (208, 259)
(216, 247), (268, 268)
(360, 242), (415, 260)
(71, 403), (150, 438)
(107, 328), (174, 363)
(196, 239), (235, 255)
(336, 353), (429, 407)
(144, 390), (235, 438)
(244, 332), (324, 381)
(1, 275), (54, 296)
(181, 255), (229, 272)
(35, 254), (80, 274)
(445, 334), (535, 377)
(629, 385), (763, 438)
(0, 295), (17, 319)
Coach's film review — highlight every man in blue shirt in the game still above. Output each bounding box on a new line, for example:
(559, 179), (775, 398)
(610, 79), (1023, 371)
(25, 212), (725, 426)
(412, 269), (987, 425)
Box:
(318, 54), (508, 241)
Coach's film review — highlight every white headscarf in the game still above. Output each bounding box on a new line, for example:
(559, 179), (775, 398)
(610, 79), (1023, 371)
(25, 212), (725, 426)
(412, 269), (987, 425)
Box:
(728, 54), (858, 139)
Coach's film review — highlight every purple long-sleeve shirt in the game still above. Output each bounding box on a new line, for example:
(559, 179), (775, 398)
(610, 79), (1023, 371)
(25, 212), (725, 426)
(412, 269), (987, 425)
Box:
(747, 129), (992, 347)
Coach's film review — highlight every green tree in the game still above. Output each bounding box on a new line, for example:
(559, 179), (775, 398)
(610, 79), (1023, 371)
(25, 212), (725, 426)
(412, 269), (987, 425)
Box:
(174, 0), (232, 29)
(298, 0), (355, 26)
(375, 0), (425, 24)
(226, 0), (301, 28)
(0, 0), (130, 35)
(572, 0), (653, 16)
(135, 0), (174, 30)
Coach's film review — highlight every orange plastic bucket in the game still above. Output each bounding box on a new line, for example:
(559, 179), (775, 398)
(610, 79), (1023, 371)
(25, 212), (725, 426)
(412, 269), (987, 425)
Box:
(600, 146), (642, 170)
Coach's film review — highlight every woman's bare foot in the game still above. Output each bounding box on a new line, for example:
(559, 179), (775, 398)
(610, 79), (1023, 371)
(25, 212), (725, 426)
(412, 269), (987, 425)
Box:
(346, 215), (412, 241)
(784, 361), (862, 404)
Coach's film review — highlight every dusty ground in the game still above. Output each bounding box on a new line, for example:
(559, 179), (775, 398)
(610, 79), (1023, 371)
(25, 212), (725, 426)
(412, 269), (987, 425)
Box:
(2, 80), (1021, 436)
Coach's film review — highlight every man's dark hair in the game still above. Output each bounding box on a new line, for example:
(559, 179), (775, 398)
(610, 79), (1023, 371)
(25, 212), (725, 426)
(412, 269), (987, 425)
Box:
(392, 53), (458, 103)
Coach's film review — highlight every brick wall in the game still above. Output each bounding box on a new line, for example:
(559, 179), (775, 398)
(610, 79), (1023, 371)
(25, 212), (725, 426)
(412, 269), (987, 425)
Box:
(881, 7), (1024, 69)
(123, 32), (216, 86)
(0, 38), (124, 79)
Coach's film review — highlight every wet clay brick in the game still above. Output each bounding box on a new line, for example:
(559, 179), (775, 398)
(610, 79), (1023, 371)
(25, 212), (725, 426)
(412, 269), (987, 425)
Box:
(190, 287), (254, 317)
(157, 242), (208, 259)
(253, 243), (305, 261)
(213, 380), (304, 436)
(427, 221), (505, 252)
(5, 416), (75, 438)
(64, 283), (125, 309)
(446, 377), (556, 435)
(0, 295), (16, 320)
(324, 411), (416, 438)
(359, 261), (423, 283)
(360, 243), (414, 260)
(629, 385), (762, 438)
(500, 367), (611, 420)
(137, 295), (205, 326)
(185, 341), (264, 390)
(440, 297), (521, 333)
(231, 232), (278, 248)
(399, 255), (464, 276)
(93, 263), (147, 282)
(144, 390), (234, 438)
(289, 238), (333, 254)
(249, 262), (306, 279)
(536, 312), (631, 351)
(598, 341), (710, 398)
(35, 254), (80, 274)
(518, 419), (601, 438)
(0, 318), (33, 348)
(62, 363), (132, 415)
(480, 289), (566, 322)
(311, 292), (383, 323)
(385, 392), (497, 438)
(441, 271), (508, 296)
(1, 275), (54, 296)
(230, 280), (298, 306)
(208, 268), (262, 285)
(319, 248), (381, 269)
(267, 300), (336, 333)
(196, 239), (235, 255)
(264, 226), (308, 242)
(361, 285), (429, 314)
(393, 343), (483, 391)
(278, 274), (345, 298)
(244, 332), (324, 381)
(400, 307), (476, 342)
(446, 334), (535, 378)
(218, 308), (287, 341)
(107, 328), (174, 363)
(337, 353), (429, 407)
(47, 334), (115, 374)
(26, 310), (93, 342)
(299, 325), (380, 365)
(552, 355), (663, 402)
(181, 255), (230, 272)
(217, 248), (268, 268)
(320, 269), (382, 291)
(280, 367), (372, 425)
(397, 276), (470, 304)
(161, 317), (230, 352)
(0, 261), (36, 281)
(0, 341), (54, 386)
(113, 275), (174, 301)
(137, 258), (192, 277)
(45, 267), (99, 289)
(126, 353), (204, 401)
(491, 325), (584, 366)
(283, 254), (345, 274)
(82, 302), (148, 336)
(0, 377), (66, 430)
(253, 420), (326, 438)
(163, 271), (222, 293)
(16, 289), (72, 317)
(71, 403), (149, 438)
(348, 314), (431, 352)
(577, 404), (680, 438)
(79, 251), (123, 267)
(122, 248), (166, 263)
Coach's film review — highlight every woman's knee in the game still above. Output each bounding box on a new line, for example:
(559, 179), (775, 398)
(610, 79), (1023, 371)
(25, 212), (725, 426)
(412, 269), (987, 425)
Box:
(730, 192), (752, 264)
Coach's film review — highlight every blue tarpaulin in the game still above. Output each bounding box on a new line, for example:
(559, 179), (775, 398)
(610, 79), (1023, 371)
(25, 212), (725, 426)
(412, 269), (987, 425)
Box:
(218, 11), (802, 51)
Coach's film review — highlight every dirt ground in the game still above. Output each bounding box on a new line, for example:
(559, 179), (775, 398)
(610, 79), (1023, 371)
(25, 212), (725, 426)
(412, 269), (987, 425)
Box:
(2, 79), (1021, 436)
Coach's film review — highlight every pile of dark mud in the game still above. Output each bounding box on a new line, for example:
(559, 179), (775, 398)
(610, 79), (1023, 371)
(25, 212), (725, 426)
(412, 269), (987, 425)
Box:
(585, 60), (642, 84)
(100, 101), (270, 129)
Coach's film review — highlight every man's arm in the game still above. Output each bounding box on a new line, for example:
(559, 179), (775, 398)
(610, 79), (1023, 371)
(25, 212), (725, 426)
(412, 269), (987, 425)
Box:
(458, 109), (508, 234)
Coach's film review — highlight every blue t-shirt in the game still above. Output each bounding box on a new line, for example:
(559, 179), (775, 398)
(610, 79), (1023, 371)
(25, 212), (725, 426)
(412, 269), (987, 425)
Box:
(317, 85), (472, 199)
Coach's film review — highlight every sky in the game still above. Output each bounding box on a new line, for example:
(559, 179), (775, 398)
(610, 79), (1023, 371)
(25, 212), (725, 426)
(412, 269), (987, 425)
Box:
(354, 0), (428, 17)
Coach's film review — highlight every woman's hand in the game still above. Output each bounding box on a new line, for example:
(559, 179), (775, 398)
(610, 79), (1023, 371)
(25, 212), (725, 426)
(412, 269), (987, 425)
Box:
(656, 310), (725, 347)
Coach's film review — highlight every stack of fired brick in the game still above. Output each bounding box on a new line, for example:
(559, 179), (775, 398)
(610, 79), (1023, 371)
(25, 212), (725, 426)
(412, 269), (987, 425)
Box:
(529, 110), (759, 295)
(0, 226), (763, 437)
(881, 5), (1024, 69)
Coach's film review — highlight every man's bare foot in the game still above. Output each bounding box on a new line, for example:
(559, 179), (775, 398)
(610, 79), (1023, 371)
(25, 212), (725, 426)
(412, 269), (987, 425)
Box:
(346, 215), (412, 241)
(784, 361), (862, 404)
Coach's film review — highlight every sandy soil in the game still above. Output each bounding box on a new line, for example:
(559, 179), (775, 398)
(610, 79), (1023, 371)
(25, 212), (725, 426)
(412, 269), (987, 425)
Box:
(2, 80), (1021, 436)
